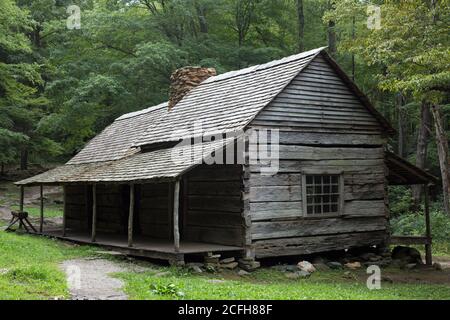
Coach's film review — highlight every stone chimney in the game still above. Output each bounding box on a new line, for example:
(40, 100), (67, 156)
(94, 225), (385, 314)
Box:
(168, 66), (217, 110)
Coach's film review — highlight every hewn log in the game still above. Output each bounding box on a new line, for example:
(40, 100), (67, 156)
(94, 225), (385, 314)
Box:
(91, 185), (97, 242)
(249, 186), (302, 202)
(254, 231), (387, 258)
(184, 226), (244, 246)
(128, 184), (135, 247)
(188, 196), (242, 213)
(173, 180), (180, 252)
(274, 131), (385, 146)
(39, 185), (44, 233)
(250, 201), (302, 221)
(168, 182), (174, 239)
(19, 186), (24, 212)
(62, 186), (67, 237)
(252, 216), (387, 240)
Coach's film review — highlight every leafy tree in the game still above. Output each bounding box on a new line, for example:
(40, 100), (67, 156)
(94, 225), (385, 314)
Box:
(328, 0), (449, 214)
(0, 0), (59, 170)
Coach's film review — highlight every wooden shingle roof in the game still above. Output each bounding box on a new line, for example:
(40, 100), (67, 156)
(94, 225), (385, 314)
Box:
(16, 138), (234, 185)
(67, 102), (168, 165)
(135, 47), (327, 146)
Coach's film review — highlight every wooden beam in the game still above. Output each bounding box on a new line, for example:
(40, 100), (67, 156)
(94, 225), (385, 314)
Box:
(91, 184), (97, 242)
(168, 183), (174, 239)
(19, 186), (24, 212)
(173, 180), (180, 252)
(39, 185), (44, 233)
(128, 184), (135, 247)
(390, 235), (430, 245)
(182, 176), (188, 234)
(62, 186), (67, 237)
(424, 184), (433, 265)
(84, 185), (90, 230)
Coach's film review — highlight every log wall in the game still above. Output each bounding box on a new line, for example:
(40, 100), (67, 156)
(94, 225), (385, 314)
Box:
(184, 164), (244, 246)
(95, 184), (126, 234)
(65, 184), (128, 233)
(139, 182), (171, 239)
(246, 53), (389, 258)
(65, 185), (89, 231)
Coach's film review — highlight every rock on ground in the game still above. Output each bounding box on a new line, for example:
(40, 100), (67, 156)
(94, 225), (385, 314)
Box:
(297, 261), (316, 273)
(61, 258), (133, 300)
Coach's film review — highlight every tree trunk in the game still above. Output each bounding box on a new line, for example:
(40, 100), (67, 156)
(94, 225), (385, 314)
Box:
(431, 104), (450, 215)
(296, 0), (305, 52)
(351, 16), (355, 81)
(396, 92), (406, 157)
(327, 1), (336, 56)
(0, 163), (4, 175)
(20, 149), (28, 171)
(412, 102), (431, 206)
(195, 1), (208, 34)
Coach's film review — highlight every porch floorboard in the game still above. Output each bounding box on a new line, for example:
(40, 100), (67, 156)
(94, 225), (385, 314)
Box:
(41, 228), (243, 261)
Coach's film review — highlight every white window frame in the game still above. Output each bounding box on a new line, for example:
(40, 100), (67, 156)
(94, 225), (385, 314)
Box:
(301, 170), (344, 218)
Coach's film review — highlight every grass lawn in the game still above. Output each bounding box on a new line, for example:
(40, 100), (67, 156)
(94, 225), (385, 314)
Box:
(10, 205), (63, 218)
(0, 231), (95, 300)
(0, 229), (449, 300)
(117, 267), (450, 300)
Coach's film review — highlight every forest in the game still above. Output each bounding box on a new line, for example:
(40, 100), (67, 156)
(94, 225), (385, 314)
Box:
(0, 0), (449, 215)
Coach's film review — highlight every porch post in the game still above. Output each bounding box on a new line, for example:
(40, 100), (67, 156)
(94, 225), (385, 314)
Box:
(39, 185), (44, 233)
(128, 184), (135, 247)
(424, 184), (432, 265)
(19, 186), (24, 212)
(62, 186), (67, 237)
(173, 179), (180, 253)
(91, 184), (97, 242)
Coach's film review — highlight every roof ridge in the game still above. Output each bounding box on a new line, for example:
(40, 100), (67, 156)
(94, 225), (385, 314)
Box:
(202, 47), (327, 85)
(115, 102), (168, 121)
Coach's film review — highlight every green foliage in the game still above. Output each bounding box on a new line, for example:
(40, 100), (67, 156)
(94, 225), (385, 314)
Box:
(391, 209), (450, 243)
(388, 186), (414, 217)
(150, 282), (185, 298)
(0, 0), (61, 168)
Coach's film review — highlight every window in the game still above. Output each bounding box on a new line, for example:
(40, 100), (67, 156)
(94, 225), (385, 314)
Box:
(303, 174), (343, 216)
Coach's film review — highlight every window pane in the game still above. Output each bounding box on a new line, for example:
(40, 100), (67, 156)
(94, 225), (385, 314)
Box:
(304, 174), (341, 216)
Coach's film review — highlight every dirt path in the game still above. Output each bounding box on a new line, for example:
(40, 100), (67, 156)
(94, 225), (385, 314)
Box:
(61, 258), (134, 300)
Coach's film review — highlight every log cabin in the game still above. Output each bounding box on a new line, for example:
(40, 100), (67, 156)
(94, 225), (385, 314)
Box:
(16, 47), (437, 265)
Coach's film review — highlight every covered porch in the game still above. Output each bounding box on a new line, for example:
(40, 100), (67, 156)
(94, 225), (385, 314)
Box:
(12, 139), (245, 264)
(385, 151), (439, 265)
(13, 178), (244, 264)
